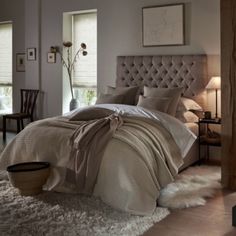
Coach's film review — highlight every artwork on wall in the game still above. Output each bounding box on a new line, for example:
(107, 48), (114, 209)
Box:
(16, 53), (25, 72)
(47, 52), (56, 63)
(27, 48), (36, 61)
(142, 4), (185, 47)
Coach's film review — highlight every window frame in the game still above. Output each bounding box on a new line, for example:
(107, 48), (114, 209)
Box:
(0, 22), (13, 113)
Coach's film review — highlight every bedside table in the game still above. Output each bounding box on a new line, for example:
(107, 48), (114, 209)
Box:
(198, 118), (221, 163)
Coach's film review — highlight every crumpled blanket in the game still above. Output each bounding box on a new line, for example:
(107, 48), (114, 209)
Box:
(67, 114), (123, 194)
(66, 114), (183, 196)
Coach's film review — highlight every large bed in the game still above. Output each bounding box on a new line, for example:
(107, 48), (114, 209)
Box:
(0, 55), (208, 215)
(115, 55), (207, 168)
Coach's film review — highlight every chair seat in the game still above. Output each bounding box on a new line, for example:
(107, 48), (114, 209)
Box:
(3, 113), (31, 119)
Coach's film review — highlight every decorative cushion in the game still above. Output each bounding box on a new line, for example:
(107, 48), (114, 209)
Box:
(69, 107), (115, 121)
(137, 95), (171, 113)
(107, 86), (139, 105)
(177, 97), (203, 112)
(143, 86), (183, 116)
(175, 111), (199, 123)
(95, 93), (124, 105)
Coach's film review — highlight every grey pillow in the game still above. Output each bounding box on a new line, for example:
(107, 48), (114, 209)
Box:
(143, 86), (183, 116)
(96, 93), (124, 105)
(137, 95), (171, 113)
(69, 107), (114, 121)
(107, 86), (139, 105)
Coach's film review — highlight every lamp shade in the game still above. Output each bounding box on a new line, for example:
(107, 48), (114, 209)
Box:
(206, 76), (221, 90)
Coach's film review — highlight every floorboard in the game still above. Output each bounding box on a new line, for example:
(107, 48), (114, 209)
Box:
(143, 189), (236, 236)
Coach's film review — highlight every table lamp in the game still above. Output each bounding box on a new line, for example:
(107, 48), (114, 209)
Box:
(206, 76), (221, 118)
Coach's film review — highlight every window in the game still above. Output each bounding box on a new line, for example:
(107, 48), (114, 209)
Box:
(0, 23), (12, 113)
(72, 12), (97, 107)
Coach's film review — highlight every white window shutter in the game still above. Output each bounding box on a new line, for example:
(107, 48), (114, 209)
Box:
(0, 23), (12, 84)
(73, 12), (97, 87)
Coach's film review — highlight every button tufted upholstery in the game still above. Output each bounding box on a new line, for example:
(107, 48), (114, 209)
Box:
(116, 55), (208, 108)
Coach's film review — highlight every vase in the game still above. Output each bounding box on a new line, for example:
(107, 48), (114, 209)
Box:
(69, 98), (78, 111)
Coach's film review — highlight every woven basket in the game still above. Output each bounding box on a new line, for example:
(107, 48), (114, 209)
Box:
(7, 162), (50, 196)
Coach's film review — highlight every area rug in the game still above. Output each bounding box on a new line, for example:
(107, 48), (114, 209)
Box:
(0, 179), (169, 236)
(0, 166), (221, 236)
(158, 165), (221, 209)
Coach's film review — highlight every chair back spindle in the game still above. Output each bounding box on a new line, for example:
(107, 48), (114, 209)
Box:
(20, 89), (39, 119)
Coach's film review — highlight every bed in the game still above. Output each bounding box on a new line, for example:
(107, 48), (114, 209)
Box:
(115, 55), (207, 168)
(0, 55), (208, 215)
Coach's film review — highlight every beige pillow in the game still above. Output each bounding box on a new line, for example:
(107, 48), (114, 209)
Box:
(95, 93), (124, 105)
(177, 97), (203, 112)
(175, 111), (199, 123)
(137, 95), (171, 113)
(69, 107), (115, 121)
(107, 86), (139, 105)
(144, 86), (183, 116)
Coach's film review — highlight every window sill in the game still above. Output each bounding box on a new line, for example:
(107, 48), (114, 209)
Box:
(0, 109), (12, 115)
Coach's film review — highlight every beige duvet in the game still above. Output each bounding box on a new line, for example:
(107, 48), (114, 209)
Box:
(0, 105), (195, 215)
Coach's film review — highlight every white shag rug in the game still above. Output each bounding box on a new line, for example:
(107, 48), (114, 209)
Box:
(0, 179), (169, 236)
(0, 165), (221, 236)
(158, 165), (221, 209)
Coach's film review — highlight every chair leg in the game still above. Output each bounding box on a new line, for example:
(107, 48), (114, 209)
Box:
(21, 119), (24, 129)
(3, 116), (6, 142)
(17, 119), (20, 133)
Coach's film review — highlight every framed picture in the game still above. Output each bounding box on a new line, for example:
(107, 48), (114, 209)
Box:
(47, 52), (56, 63)
(16, 53), (25, 72)
(27, 48), (36, 61)
(142, 4), (185, 46)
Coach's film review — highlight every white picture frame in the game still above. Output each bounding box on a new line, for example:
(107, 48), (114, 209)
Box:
(47, 52), (56, 63)
(16, 53), (25, 72)
(142, 4), (185, 46)
(27, 48), (36, 61)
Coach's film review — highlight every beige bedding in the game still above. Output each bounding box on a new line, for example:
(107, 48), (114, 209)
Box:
(0, 105), (195, 215)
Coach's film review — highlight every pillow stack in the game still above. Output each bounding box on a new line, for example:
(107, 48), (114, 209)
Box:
(95, 85), (202, 122)
(137, 86), (183, 116)
(175, 97), (203, 123)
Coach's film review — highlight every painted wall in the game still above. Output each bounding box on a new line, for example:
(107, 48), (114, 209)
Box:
(0, 0), (220, 118)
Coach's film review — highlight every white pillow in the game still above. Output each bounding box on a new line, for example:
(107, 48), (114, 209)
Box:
(177, 97), (202, 112)
(175, 111), (199, 123)
(144, 86), (183, 116)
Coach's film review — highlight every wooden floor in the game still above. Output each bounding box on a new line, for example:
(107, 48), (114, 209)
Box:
(143, 189), (236, 236)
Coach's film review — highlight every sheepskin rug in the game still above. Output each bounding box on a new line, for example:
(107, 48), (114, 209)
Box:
(0, 179), (169, 236)
(158, 165), (221, 209)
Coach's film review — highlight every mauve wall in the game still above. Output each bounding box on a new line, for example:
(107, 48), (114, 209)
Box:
(0, 0), (220, 118)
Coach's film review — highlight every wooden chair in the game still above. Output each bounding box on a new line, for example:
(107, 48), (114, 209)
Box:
(3, 89), (39, 141)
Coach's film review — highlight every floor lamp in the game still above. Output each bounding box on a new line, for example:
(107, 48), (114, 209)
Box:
(206, 76), (221, 119)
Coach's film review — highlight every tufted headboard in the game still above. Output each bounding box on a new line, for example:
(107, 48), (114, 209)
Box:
(116, 55), (208, 108)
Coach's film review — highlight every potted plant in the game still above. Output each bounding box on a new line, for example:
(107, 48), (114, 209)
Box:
(51, 42), (88, 111)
